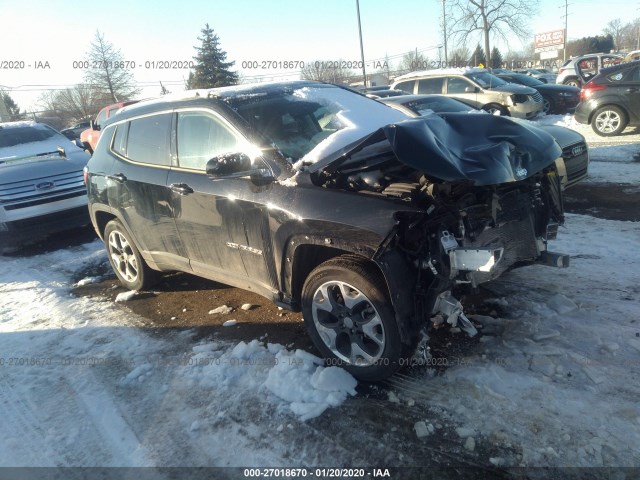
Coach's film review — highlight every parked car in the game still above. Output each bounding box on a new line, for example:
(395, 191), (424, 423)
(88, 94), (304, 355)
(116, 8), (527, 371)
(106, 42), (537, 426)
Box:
(365, 89), (408, 99)
(574, 60), (640, 136)
(381, 94), (589, 188)
(86, 81), (569, 381)
(496, 72), (580, 114)
(80, 100), (139, 153)
(557, 53), (624, 87)
(61, 121), (90, 140)
(391, 68), (543, 118)
(624, 50), (640, 62)
(514, 68), (557, 84)
(0, 121), (90, 252)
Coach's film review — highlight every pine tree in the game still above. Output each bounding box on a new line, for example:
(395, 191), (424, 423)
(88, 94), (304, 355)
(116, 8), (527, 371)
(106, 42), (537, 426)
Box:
(1, 91), (20, 116)
(188, 24), (238, 89)
(491, 47), (503, 69)
(469, 44), (487, 67)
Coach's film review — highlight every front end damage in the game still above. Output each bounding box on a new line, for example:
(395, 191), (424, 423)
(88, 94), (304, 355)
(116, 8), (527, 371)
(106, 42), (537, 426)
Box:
(310, 113), (569, 355)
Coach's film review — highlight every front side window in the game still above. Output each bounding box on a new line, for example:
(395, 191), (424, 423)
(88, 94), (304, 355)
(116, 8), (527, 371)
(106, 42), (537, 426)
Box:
(447, 77), (474, 94)
(126, 113), (172, 166)
(176, 111), (242, 170)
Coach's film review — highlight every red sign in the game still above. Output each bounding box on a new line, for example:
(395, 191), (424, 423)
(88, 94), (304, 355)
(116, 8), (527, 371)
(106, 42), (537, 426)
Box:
(535, 30), (565, 48)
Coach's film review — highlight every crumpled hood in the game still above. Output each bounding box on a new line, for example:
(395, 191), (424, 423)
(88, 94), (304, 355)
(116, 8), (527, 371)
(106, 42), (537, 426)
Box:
(314, 113), (562, 186)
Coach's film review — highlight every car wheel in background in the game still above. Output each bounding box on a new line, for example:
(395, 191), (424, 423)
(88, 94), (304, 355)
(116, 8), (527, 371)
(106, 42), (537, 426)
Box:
(482, 104), (510, 116)
(542, 96), (554, 114)
(591, 106), (627, 136)
(104, 219), (158, 291)
(301, 255), (403, 381)
(564, 78), (582, 88)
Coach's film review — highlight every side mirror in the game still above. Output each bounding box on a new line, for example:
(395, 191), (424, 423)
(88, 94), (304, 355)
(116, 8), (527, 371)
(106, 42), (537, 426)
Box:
(206, 152), (252, 176)
(465, 86), (480, 93)
(73, 139), (86, 150)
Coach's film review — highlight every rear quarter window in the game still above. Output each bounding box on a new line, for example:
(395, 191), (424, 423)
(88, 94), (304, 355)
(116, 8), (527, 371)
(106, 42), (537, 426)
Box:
(394, 80), (415, 94)
(607, 67), (639, 82)
(125, 114), (172, 166)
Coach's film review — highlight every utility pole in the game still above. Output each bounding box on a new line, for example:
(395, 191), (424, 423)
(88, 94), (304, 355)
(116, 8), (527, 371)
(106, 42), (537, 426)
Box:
(355, 0), (367, 88)
(561, 0), (572, 61)
(442, 0), (448, 64)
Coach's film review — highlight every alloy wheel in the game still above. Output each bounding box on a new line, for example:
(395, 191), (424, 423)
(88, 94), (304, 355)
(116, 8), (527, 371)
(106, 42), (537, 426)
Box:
(108, 230), (139, 283)
(311, 281), (385, 366)
(594, 110), (622, 134)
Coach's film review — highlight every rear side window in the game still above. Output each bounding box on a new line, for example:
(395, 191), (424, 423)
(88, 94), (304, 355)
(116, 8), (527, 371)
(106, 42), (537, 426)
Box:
(607, 67), (639, 82)
(394, 80), (415, 94)
(126, 113), (172, 166)
(417, 77), (443, 94)
(447, 77), (473, 94)
(176, 111), (242, 170)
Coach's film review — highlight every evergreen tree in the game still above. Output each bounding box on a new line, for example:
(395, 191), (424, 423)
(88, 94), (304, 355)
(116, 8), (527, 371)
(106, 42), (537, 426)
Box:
(188, 24), (238, 89)
(469, 44), (487, 67)
(491, 47), (503, 69)
(1, 91), (21, 116)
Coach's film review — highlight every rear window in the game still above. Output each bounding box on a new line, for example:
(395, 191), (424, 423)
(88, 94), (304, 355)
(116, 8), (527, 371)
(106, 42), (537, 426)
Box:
(0, 125), (58, 148)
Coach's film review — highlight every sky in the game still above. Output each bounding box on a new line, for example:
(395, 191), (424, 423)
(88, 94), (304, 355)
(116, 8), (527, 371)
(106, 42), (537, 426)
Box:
(0, 0), (636, 113)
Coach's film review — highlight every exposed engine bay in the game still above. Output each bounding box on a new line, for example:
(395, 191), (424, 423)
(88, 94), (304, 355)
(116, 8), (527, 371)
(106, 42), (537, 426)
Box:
(310, 115), (568, 347)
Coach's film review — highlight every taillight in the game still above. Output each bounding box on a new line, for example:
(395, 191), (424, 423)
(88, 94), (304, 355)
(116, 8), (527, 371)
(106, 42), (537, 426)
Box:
(83, 166), (89, 185)
(580, 83), (606, 101)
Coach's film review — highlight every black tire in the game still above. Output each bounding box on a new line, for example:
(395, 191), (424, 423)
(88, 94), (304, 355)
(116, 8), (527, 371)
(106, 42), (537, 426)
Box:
(301, 255), (403, 381)
(591, 106), (627, 137)
(542, 96), (554, 114)
(104, 220), (158, 291)
(564, 78), (582, 88)
(482, 104), (509, 117)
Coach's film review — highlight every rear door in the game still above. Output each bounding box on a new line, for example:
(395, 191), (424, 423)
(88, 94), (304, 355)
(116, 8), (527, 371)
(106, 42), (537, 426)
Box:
(607, 66), (640, 123)
(108, 113), (188, 270)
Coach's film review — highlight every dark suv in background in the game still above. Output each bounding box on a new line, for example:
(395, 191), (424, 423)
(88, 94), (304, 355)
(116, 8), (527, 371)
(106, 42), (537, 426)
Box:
(574, 60), (640, 136)
(85, 81), (569, 381)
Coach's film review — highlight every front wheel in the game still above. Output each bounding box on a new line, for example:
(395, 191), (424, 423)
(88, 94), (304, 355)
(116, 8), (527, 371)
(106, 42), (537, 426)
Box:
(591, 106), (627, 136)
(482, 104), (509, 116)
(104, 220), (158, 291)
(301, 256), (403, 381)
(542, 96), (554, 114)
(564, 78), (582, 88)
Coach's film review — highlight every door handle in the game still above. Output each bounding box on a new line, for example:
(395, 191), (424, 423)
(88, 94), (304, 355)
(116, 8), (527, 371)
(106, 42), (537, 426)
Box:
(107, 173), (127, 183)
(625, 88), (638, 92)
(170, 183), (194, 195)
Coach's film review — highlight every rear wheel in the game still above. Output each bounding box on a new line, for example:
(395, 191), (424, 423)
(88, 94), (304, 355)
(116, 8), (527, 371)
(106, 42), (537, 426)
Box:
(104, 220), (158, 291)
(591, 106), (627, 136)
(542, 96), (554, 114)
(301, 256), (403, 381)
(564, 78), (582, 88)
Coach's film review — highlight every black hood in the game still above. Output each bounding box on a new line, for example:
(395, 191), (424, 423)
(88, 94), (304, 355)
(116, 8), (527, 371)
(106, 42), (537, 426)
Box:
(314, 113), (562, 186)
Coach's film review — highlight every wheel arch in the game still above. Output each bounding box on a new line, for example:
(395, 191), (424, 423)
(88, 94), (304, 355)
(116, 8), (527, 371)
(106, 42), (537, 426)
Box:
(588, 102), (630, 125)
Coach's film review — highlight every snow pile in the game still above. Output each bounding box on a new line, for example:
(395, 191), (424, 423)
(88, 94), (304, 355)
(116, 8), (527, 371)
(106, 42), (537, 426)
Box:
(208, 305), (233, 314)
(184, 340), (357, 421)
(115, 291), (137, 302)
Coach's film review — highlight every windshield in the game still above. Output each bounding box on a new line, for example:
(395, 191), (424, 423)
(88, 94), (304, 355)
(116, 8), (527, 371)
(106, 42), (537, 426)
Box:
(408, 96), (474, 115)
(229, 84), (408, 166)
(0, 124), (58, 148)
(464, 71), (508, 88)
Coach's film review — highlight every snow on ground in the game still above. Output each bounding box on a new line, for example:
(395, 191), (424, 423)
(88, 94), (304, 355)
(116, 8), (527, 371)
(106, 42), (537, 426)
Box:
(0, 243), (358, 466)
(388, 213), (640, 467)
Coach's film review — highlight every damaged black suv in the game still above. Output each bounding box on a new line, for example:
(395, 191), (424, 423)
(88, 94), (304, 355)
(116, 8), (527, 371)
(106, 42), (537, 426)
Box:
(85, 81), (569, 381)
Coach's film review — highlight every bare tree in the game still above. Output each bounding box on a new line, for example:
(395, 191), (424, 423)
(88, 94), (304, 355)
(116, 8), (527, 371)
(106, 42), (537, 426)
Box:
(449, 46), (471, 67)
(398, 51), (428, 74)
(449, 0), (538, 66)
(620, 18), (640, 50)
(301, 60), (355, 84)
(604, 19), (624, 50)
(84, 30), (140, 103)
